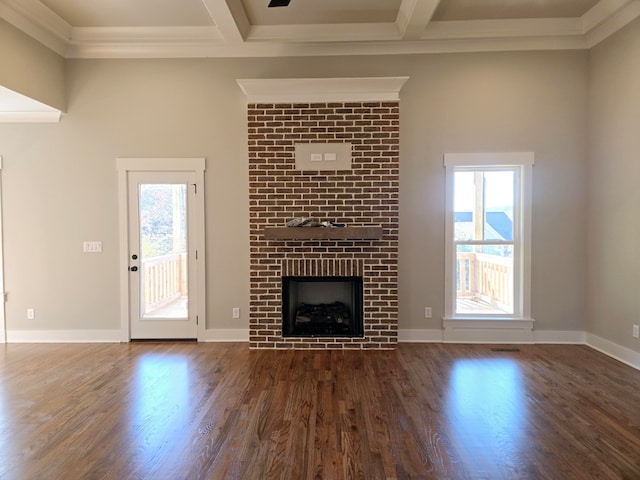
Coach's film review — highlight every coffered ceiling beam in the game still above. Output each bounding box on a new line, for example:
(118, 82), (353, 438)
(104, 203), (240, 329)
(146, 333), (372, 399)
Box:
(200, 0), (249, 43)
(247, 23), (399, 43)
(396, 0), (441, 40)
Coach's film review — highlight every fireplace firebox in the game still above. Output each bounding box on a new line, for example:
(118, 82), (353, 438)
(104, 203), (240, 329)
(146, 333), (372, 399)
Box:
(282, 276), (363, 337)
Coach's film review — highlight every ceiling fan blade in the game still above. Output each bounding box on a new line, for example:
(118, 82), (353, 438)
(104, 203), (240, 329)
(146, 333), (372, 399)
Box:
(268, 0), (291, 7)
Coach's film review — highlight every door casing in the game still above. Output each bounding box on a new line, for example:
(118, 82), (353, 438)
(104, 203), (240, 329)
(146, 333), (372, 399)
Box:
(117, 158), (206, 342)
(0, 156), (5, 343)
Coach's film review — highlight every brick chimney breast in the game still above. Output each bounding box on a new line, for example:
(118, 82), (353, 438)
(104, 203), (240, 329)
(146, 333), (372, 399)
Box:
(247, 99), (399, 350)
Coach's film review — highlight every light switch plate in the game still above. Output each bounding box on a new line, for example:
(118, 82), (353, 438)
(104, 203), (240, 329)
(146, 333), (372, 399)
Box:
(295, 143), (352, 171)
(83, 241), (102, 253)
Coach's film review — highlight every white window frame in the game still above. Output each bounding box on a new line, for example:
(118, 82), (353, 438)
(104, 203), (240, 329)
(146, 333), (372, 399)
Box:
(443, 153), (534, 338)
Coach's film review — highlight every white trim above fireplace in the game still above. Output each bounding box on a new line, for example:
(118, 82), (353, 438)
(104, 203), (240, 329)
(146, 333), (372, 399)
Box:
(236, 77), (409, 103)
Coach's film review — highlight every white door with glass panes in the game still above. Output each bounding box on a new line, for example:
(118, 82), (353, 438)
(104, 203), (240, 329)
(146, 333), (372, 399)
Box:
(116, 158), (206, 342)
(127, 171), (198, 339)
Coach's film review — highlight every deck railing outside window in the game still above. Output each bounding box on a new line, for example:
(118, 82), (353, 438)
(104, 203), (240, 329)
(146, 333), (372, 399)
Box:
(456, 252), (513, 314)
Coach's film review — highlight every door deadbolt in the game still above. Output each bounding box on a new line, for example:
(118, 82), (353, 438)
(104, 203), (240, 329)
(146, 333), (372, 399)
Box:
(129, 266), (138, 272)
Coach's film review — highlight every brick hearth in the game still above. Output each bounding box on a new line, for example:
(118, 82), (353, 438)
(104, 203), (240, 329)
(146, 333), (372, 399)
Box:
(248, 101), (399, 349)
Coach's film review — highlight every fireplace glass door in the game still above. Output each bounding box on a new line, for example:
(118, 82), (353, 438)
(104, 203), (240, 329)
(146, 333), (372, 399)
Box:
(282, 276), (363, 337)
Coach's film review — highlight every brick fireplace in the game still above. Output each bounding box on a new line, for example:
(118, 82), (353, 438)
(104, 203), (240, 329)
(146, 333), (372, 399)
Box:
(240, 78), (406, 349)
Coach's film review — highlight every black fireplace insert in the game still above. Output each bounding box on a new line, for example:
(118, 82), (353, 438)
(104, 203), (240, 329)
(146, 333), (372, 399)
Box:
(282, 276), (363, 337)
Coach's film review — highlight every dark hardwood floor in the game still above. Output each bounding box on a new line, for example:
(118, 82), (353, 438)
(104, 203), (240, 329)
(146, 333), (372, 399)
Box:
(0, 342), (639, 479)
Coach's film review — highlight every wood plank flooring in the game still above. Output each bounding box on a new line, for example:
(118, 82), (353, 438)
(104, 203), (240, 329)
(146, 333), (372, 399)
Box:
(0, 343), (639, 479)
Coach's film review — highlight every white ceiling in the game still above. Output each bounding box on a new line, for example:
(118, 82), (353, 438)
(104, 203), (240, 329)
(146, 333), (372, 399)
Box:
(0, 0), (638, 59)
(242, 0), (403, 26)
(39, 0), (215, 27)
(431, 0), (601, 21)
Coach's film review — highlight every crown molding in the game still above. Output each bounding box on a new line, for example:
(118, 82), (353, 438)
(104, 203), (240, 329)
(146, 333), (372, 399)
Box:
(64, 35), (589, 59)
(69, 26), (221, 44)
(585, 0), (640, 47)
(65, 26), (222, 58)
(1, 0), (638, 59)
(54, 21), (596, 58)
(423, 18), (583, 40)
(582, 0), (634, 31)
(236, 77), (410, 103)
(0, 0), (70, 55)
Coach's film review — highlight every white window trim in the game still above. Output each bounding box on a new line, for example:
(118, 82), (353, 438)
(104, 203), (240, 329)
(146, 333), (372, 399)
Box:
(443, 152), (534, 341)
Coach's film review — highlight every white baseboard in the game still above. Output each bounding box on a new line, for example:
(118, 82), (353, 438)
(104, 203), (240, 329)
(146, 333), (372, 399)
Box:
(200, 329), (249, 342)
(6, 329), (121, 343)
(398, 329), (443, 342)
(401, 328), (587, 345)
(586, 333), (640, 370)
(5, 329), (250, 343)
(4, 328), (638, 371)
(400, 328), (639, 371)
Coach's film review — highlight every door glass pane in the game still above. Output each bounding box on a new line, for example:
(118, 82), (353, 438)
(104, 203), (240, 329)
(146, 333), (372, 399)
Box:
(455, 245), (514, 315)
(139, 184), (188, 319)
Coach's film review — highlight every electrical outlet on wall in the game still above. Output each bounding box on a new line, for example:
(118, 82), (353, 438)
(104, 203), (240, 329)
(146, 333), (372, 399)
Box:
(424, 307), (432, 319)
(633, 324), (639, 339)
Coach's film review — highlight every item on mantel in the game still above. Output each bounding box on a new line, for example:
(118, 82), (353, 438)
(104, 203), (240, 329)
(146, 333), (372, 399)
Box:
(286, 217), (346, 228)
(286, 217), (312, 227)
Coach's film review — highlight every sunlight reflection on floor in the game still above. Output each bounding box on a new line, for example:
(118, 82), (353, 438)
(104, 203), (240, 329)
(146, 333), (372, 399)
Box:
(445, 358), (527, 475)
(130, 353), (191, 466)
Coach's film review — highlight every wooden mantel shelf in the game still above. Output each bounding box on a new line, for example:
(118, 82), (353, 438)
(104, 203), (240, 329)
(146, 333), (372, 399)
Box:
(264, 226), (383, 240)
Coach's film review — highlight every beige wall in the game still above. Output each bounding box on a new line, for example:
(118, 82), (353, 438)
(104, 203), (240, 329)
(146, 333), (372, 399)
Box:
(398, 51), (588, 331)
(0, 19), (65, 111)
(0, 50), (589, 336)
(587, 18), (640, 352)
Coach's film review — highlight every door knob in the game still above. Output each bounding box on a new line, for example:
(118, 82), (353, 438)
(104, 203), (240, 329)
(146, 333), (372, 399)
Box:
(129, 266), (138, 272)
